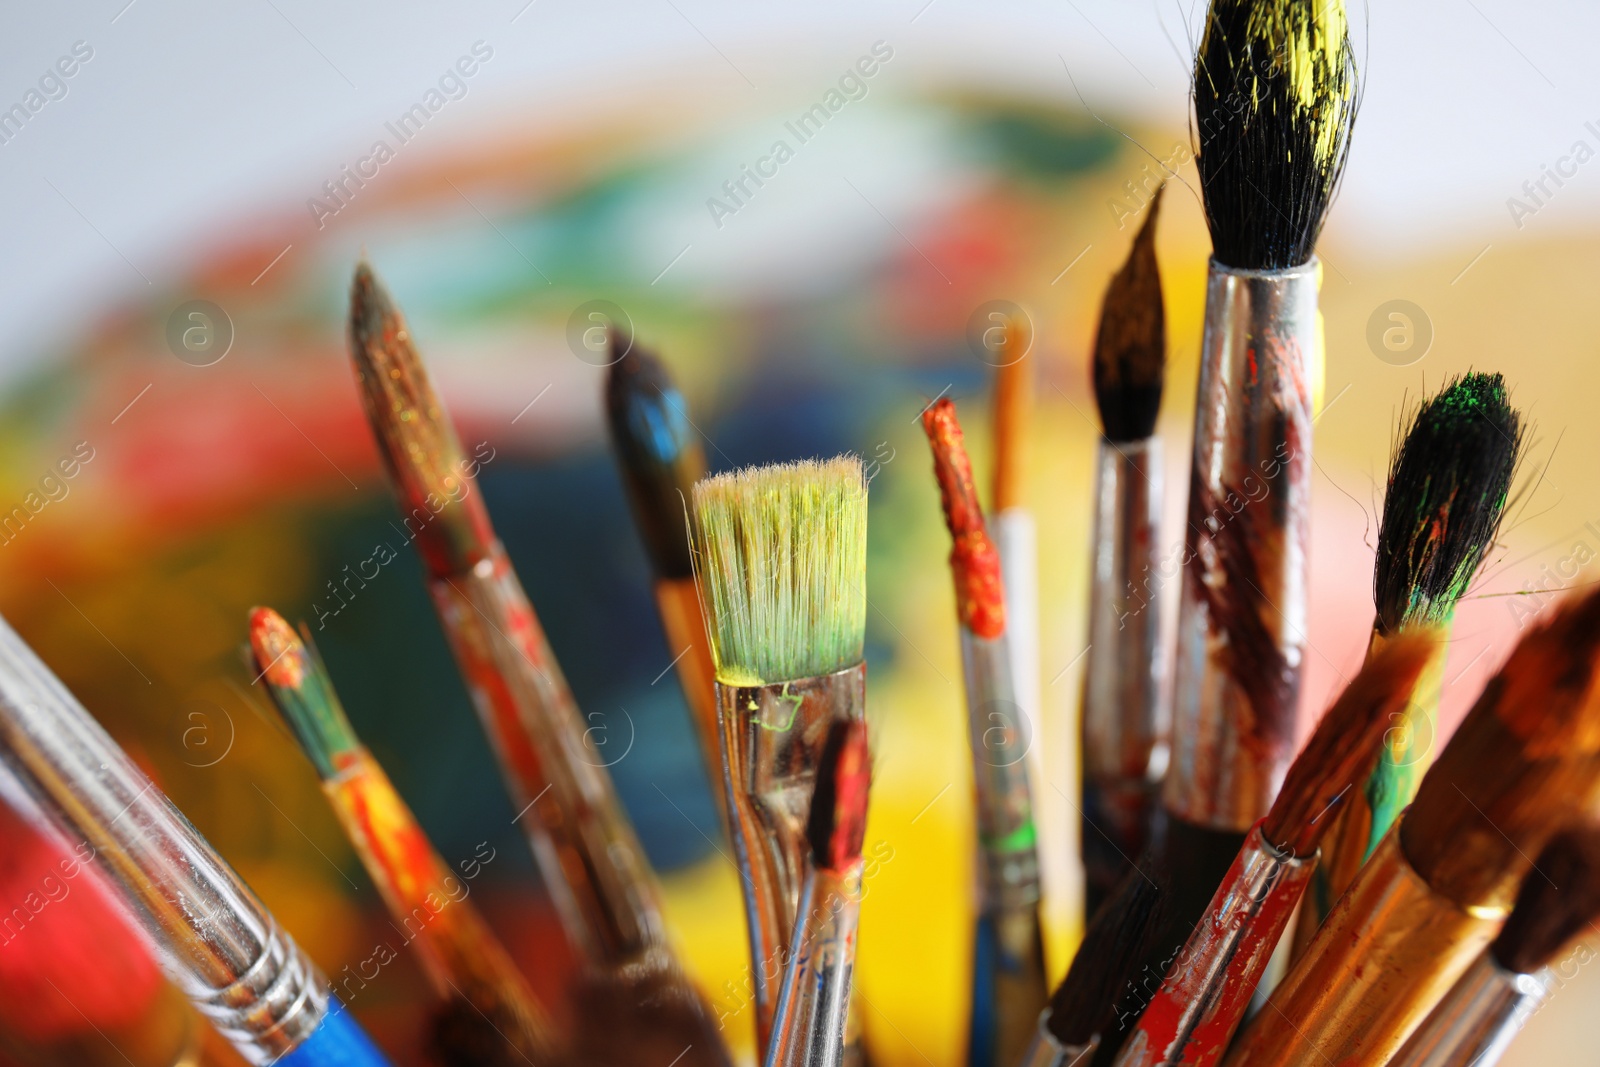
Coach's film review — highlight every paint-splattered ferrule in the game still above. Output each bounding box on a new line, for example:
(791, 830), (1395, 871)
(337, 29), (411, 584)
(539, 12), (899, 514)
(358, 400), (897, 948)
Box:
(960, 628), (1041, 911)
(716, 664), (866, 1046)
(1167, 260), (1317, 832)
(1114, 824), (1310, 1067)
(1387, 953), (1552, 1067)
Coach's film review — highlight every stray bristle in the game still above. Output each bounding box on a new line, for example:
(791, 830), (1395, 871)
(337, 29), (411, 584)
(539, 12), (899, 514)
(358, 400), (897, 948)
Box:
(1262, 632), (1435, 856)
(922, 399), (1006, 640)
(605, 340), (706, 580)
(1194, 0), (1359, 270)
(349, 261), (496, 577)
(692, 457), (868, 686)
(1491, 823), (1600, 974)
(1047, 859), (1169, 1049)
(249, 606), (358, 779)
(1374, 372), (1523, 634)
(1092, 186), (1166, 442)
(1402, 586), (1600, 911)
(805, 719), (871, 872)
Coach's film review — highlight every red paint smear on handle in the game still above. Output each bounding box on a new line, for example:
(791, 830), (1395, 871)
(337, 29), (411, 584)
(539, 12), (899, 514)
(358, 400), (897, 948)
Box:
(921, 399), (1006, 639)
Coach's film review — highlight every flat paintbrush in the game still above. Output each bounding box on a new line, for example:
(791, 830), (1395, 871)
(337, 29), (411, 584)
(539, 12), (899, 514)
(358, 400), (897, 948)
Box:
(604, 339), (722, 823)
(1225, 585), (1600, 1066)
(1299, 373), (1523, 952)
(1389, 822), (1600, 1067)
(249, 607), (555, 1067)
(764, 719), (872, 1067)
(921, 397), (1047, 1067)
(1081, 185), (1168, 919)
(1111, 632), (1435, 1067)
(693, 457), (869, 1057)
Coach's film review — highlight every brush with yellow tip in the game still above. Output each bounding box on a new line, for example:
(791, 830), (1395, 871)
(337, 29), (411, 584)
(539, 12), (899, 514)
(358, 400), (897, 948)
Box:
(692, 457), (870, 1062)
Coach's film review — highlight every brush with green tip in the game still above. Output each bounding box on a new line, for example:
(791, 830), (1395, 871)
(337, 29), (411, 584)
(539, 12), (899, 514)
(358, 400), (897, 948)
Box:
(1293, 371), (1524, 957)
(693, 456), (869, 1059)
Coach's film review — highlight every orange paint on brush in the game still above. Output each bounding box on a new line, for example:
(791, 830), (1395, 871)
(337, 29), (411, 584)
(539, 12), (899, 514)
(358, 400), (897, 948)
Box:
(922, 398), (1006, 639)
(249, 607), (306, 688)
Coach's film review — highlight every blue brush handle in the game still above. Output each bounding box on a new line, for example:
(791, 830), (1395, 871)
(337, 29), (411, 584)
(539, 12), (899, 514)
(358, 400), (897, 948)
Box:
(274, 1000), (391, 1067)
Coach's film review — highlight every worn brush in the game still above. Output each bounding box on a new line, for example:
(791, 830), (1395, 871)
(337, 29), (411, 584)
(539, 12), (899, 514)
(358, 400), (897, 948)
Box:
(604, 339), (721, 822)
(1225, 586), (1600, 1066)
(1082, 186), (1168, 919)
(763, 719), (871, 1067)
(921, 398), (1048, 1067)
(1017, 855), (1169, 1066)
(693, 457), (869, 1056)
(1300, 372), (1524, 954)
(249, 607), (555, 1067)
(348, 264), (730, 1065)
(1390, 822), (1600, 1067)
(0, 614), (391, 1066)
(1111, 633), (1435, 1067)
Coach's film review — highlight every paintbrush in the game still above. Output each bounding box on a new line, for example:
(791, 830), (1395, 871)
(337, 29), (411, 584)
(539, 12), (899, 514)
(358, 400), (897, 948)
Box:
(692, 457), (869, 1056)
(1225, 585), (1600, 1066)
(1298, 373), (1524, 952)
(991, 307), (1045, 919)
(1017, 851), (1169, 1066)
(248, 607), (555, 1067)
(763, 719), (871, 1067)
(1110, 632), (1435, 1067)
(604, 338), (722, 823)
(920, 397), (1047, 1067)
(0, 614), (392, 1067)
(348, 265), (731, 1065)
(1389, 821), (1600, 1067)
(1081, 185), (1168, 919)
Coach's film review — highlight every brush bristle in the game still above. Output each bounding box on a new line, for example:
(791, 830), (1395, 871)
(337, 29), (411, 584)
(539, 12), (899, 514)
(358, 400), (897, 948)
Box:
(922, 399), (1006, 640)
(805, 719), (871, 872)
(1491, 822), (1600, 974)
(605, 340), (706, 580)
(1194, 0), (1359, 270)
(1262, 632), (1435, 856)
(692, 457), (868, 686)
(1374, 372), (1523, 635)
(349, 261), (496, 577)
(1092, 186), (1166, 442)
(1402, 586), (1600, 911)
(249, 606), (358, 779)
(1048, 858), (1169, 1049)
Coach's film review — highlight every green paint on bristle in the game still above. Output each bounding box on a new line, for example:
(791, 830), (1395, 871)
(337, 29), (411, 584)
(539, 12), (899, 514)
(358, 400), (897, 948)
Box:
(692, 457), (868, 687)
(250, 609), (360, 780)
(1374, 372), (1523, 635)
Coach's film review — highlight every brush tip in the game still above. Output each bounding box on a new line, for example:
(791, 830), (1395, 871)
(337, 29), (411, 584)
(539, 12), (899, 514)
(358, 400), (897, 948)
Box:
(806, 718), (871, 872)
(692, 456), (868, 686)
(1194, 0), (1359, 269)
(1092, 187), (1166, 442)
(921, 398), (1006, 639)
(604, 342), (705, 580)
(1047, 860), (1168, 1048)
(1492, 822), (1600, 974)
(248, 606), (306, 690)
(1375, 371), (1523, 634)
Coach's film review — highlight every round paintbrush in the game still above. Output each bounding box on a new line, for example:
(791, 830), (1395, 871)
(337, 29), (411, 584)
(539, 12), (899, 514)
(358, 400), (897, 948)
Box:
(603, 340), (722, 825)
(1301, 373), (1524, 954)
(1082, 184), (1167, 919)
(1227, 586), (1600, 1066)
(1390, 822), (1600, 1067)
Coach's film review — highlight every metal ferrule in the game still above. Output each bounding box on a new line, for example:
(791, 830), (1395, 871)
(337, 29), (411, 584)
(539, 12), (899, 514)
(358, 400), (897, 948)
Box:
(1167, 260), (1317, 832)
(716, 663), (865, 1045)
(1016, 1011), (1098, 1067)
(1082, 437), (1165, 905)
(763, 864), (863, 1067)
(0, 618), (335, 1065)
(960, 628), (1041, 912)
(430, 543), (668, 971)
(1388, 954), (1552, 1067)
(1114, 824), (1310, 1067)
(1229, 821), (1504, 1067)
